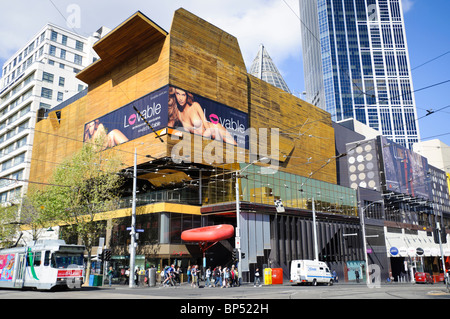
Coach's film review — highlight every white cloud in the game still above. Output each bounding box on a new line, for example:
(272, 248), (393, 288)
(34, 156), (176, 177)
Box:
(206, 0), (302, 67)
(402, 0), (415, 13)
(0, 0), (302, 70)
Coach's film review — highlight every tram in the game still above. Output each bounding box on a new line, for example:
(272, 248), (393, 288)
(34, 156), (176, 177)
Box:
(0, 239), (85, 290)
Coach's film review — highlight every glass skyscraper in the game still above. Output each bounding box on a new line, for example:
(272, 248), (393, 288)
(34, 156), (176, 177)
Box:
(300, 0), (420, 148)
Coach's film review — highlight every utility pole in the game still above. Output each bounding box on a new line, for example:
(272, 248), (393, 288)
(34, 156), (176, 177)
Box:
(235, 158), (267, 282)
(129, 148), (137, 288)
(312, 198), (318, 261)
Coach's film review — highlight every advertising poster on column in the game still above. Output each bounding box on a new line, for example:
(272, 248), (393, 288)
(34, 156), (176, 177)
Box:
(168, 86), (249, 148)
(379, 136), (431, 199)
(83, 86), (169, 149)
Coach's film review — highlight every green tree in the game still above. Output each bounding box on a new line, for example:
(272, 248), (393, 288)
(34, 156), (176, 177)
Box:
(0, 203), (20, 248)
(41, 139), (124, 282)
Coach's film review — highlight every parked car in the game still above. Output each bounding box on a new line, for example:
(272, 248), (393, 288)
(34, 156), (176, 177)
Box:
(415, 272), (433, 284)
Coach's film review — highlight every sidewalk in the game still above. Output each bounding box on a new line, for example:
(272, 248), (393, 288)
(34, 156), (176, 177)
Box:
(95, 279), (424, 290)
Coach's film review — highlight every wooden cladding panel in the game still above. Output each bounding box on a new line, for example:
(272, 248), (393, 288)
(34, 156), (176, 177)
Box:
(77, 12), (168, 84)
(30, 33), (171, 185)
(169, 9), (248, 113)
(247, 75), (336, 184)
(30, 9), (336, 188)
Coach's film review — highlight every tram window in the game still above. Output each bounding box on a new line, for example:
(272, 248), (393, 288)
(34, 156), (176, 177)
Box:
(26, 251), (42, 267)
(34, 252), (41, 267)
(44, 251), (51, 266)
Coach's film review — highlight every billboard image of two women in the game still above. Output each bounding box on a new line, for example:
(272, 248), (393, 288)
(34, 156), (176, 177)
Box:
(83, 85), (248, 149)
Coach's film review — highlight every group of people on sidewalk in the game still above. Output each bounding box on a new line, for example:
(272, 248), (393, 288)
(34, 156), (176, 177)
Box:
(106, 264), (264, 288)
(203, 265), (240, 288)
(161, 264), (243, 288)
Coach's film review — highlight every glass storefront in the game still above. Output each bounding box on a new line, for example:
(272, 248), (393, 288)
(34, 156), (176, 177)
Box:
(203, 163), (357, 216)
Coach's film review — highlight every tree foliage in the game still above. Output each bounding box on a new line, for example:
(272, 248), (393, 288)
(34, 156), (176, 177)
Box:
(39, 138), (124, 279)
(0, 204), (20, 248)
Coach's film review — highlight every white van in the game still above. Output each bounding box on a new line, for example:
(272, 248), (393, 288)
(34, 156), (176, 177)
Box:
(290, 260), (334, 286)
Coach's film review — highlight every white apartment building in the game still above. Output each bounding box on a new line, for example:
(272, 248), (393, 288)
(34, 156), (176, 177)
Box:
(413, 139), (450, 174)
(0, 23), (109, 203)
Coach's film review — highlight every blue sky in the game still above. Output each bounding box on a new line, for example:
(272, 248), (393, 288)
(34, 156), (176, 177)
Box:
(1, 0), (449, 147)
(402, 0), (450, 146)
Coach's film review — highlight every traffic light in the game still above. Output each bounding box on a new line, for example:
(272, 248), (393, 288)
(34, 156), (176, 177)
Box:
(434, 225), (447, 244)
(104, 249), (112, 261)
(232, 249), (237, 261)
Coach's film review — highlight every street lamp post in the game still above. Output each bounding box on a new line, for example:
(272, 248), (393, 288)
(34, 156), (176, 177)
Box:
(433, 203), (448, 289)
(358, 198), (383, 286)
(359, 203), (370, 286)
(312, 198), (319, 261)
(235, 158), (267, 283)
(129, 148), (137, 288)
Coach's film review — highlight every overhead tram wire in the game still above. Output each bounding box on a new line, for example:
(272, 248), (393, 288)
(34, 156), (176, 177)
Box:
(416, 103), (450, 121)
(411, 49), (450, 71)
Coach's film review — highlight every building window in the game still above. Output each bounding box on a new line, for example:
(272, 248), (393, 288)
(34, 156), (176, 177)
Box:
(42, 72), (54, 83)
(51, 31), (58, 42)
(74, 54), (83, 65)
(57, 92), (64, 102)
(75, 40), (84, 51)
(41, 87), (53, 100)
(49, 45), (56, 56)
(39, 102), (51, 110)
(60, 49), (66, 60)
(59, 77), (65, 87)
(61, 35), (68, 46)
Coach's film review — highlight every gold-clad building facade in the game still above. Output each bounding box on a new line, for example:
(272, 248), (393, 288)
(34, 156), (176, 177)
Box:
(30, 9), (361, 278)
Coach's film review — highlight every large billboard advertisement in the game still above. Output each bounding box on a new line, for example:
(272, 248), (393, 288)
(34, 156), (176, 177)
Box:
(379, 136), (431, 199)
(168, 86), (249, 148)
(83, 85), (169, 149)
(84, 85), (249, 149)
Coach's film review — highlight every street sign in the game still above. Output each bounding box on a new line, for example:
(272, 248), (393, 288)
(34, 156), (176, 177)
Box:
(235, 237), (241, 249)
(390, 247), (399, 256)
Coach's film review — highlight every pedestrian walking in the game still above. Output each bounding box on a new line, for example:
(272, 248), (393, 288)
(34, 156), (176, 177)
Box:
(107, 266), (114, 287)
(230, 265), (236, 287)
(254, 268), (261, 287)
(214, 266), (222, 287)
(332, 269), (338, 283)
(187, 266), (191, 285)
(222, 267), (229, 288)
(355, 270), (360, 283)
(191, 265), (198, 287)
(125, 268), (130, 285)
(135, 267), (140, 286)
(205, 267), (211, 287)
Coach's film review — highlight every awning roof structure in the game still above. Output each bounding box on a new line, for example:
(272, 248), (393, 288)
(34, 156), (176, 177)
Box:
(77, 11), (168, 84)
(385, 231), (450, 257)
(181, 224), (234, 243)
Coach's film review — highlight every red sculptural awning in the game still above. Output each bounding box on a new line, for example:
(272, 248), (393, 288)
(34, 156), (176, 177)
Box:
(181, 224), (234, 243)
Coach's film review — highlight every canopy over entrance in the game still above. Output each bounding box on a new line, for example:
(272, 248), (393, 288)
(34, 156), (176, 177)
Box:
(181, 225), (235, 267)
(181, 224), (234, 243)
